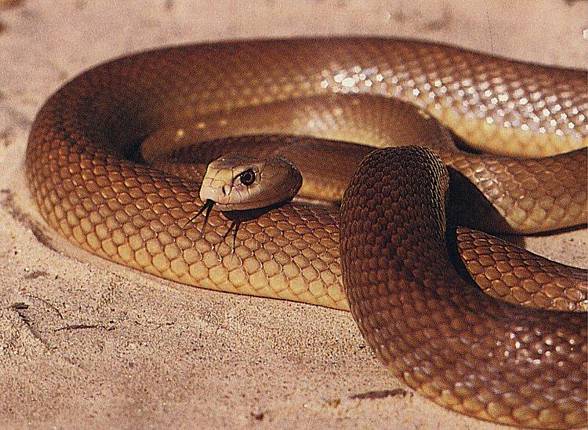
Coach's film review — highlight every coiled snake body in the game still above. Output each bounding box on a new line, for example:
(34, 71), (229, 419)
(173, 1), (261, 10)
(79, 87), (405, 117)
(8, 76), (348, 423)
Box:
(25, 38), (587, 428)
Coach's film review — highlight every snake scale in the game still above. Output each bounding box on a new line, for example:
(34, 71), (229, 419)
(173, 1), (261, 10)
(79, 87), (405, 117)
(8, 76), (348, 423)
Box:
(25, 38), (587, 428)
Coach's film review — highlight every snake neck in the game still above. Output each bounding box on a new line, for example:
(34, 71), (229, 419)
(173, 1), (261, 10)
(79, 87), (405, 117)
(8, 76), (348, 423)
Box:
(340, 146), (451, 286)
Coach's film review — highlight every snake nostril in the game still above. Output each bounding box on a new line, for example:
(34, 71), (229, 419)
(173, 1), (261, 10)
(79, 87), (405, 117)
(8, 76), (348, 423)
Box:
(223, 185), (230, 196)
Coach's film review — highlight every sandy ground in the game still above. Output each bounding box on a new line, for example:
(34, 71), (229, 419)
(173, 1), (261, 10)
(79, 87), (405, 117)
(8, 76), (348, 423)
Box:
(0, 1), (586, 429)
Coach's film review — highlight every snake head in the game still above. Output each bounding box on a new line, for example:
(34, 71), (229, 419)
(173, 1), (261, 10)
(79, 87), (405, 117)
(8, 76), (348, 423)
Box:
(199, 154), (302, 211)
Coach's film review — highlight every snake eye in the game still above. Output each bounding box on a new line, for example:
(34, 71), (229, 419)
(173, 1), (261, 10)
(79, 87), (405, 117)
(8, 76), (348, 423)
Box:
(239, 169), (256, 186)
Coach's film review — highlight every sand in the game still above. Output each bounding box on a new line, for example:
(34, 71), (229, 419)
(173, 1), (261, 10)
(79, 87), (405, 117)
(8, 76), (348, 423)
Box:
(0, 1), (586, 429)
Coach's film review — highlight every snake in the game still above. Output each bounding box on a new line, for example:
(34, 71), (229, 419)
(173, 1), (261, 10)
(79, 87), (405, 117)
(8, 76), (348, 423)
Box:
(24, 38), (587, 428)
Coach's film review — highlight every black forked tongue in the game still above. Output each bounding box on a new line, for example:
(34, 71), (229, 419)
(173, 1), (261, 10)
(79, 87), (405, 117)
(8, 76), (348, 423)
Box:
(184, 199), (215, 236)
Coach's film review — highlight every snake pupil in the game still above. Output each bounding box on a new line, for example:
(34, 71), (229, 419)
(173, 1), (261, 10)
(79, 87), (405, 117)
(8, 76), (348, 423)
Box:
(239, 169), (256, 186)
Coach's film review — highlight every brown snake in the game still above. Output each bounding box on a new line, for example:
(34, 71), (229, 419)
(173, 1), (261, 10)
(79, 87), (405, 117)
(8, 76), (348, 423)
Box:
(25, 38), (587, 428)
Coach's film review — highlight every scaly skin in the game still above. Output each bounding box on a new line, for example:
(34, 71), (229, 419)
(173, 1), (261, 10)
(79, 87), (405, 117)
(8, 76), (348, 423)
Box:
(340, 147), (586, 428)
(25, 38), (587, 428)
(142, 95), (587, 233)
